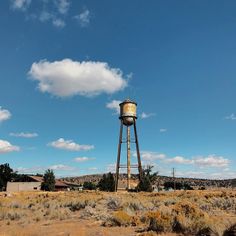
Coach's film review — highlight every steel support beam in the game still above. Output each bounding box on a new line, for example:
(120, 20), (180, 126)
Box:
(115, 119), (123, 191)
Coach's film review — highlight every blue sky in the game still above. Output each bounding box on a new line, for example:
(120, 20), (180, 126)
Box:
(0, 0), (236, 179)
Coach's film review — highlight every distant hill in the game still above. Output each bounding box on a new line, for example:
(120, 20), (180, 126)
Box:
(60, 174), (236, 188)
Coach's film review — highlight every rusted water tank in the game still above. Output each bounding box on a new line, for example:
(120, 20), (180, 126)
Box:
(119, 99), (137, 126)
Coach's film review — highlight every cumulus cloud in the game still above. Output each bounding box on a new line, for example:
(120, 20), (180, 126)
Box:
(174, 170), (205, 179)
(74, 157), (95, 162)
(52, 18), (65, 28)
(194, 155), (229, 168)
(133, 151), (166, 161)
(39, 11), (65, 28)
(49, 164), (74, 171)
(167, 154), (229, 168)
(10, 0), (70, 28)
(174, 170), (236, 180)
(160, 128), (167, 133)
(9, 132), (38, 138)
(74, 9), (90, 27)
(140, 112), (155, 119)
(208, 171), (236, 179)
(11, 0), (31, 11)
(106, 100), (122, 114)
(0, 107), (11, 122)
(39, 11), (53, 22)
(225, 113), (236, 120)
(0, 139), (20, 153)
(29, 59), (127, 97)
(15, 166), (45, 174)
(54, 0), (70, 14)
(15, 164), (75, 174)
(167, 156), (193, 164)
(48, 138), (94, 151)
(88, 167), (98, 171)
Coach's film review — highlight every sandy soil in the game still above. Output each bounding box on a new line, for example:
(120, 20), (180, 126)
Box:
(0, 218), (179, 236)
(0, 219), (137, 236)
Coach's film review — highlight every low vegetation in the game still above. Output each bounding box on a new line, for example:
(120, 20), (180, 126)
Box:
(0, 190), (236, 235)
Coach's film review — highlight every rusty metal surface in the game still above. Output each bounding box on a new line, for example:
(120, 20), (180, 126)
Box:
(115, 119), (123, 192)
(127, 126), (131, 190)
(119, 100), (137, 126)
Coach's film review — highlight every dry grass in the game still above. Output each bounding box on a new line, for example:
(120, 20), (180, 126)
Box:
(0, 190), (236, 235)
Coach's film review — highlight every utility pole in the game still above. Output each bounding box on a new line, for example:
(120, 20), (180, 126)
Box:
(172, 168), (176, 191)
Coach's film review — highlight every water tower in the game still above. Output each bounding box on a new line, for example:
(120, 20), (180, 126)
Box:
(115, 99), (143, 191)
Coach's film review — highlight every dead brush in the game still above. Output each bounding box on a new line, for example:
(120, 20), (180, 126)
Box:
(65, 200), (87, 211)
(146, 211), (173, 233)
(107, 197), (122, 210)
(108, 210), (139, 227)
(211, 197), (236, 211)
(171, 200), (225, 235)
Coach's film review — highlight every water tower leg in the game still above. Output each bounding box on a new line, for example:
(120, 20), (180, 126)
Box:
(115, 120), (123, 191)
(133, 118), (143, 180)
(127, 126), (131, 190)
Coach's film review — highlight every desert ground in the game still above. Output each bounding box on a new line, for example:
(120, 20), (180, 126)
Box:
(0, 190), (236, 236)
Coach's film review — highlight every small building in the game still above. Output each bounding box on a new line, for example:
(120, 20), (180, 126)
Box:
(6, 175), (69, 192)
(7, 182), (41, 192)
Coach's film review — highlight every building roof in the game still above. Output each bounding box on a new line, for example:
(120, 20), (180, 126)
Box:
(55, 180), (68, 187)
(29, 175), (43, 182)
(28, 175), (68, 187)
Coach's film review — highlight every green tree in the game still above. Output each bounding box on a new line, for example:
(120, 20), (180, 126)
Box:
(136, 166), (158, 192)
(41, 169), (55, 191)
(0, 163), (16, 191)
(83, 181), (97, 190)
(97, 172), (115, 192)
(164, 181), (193, 190)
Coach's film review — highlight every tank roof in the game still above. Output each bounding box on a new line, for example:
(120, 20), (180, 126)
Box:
(119, 99), (137, 106)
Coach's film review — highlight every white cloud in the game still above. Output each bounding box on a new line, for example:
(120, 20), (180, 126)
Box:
(54, 0), (70, 14)
(9, 132), (38, 138)
(167, 156), (193, 164)
(88, 167), (98, 171)
(11, 0), (31, 11)
(194, 155), (229, 168)
(174, 170), (236, 180)
(74, 9), (90, 27)
(74, 157), (95, 162)
(0, 139), (20, 153)
(208, 171), (236, 179)
(29, 59), (127, 97)
(52, 18), (65, 28)
(39, 11), (65, 28)
(175, 170), (205, 179)
(160, 128), (167, 133)
(49, 138), (94, 151)
(10, 0), (69, 28)
(140, 112), (155, 119)
(133, 151), (166, 161)
(225, 113), (236, 120)
(106, 100), (122, 114)
(167, 154), (229, 168)
(50, 164), (74, 171)
(0, 107), (11, 123)
(39, 11), (53, 22)
(15, 166), (45, 174)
